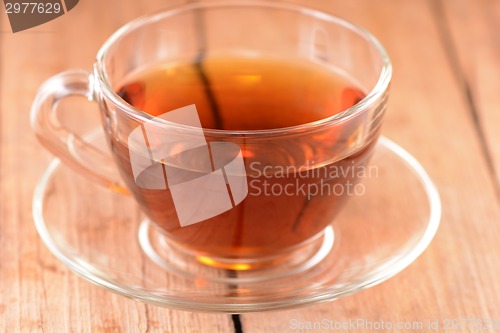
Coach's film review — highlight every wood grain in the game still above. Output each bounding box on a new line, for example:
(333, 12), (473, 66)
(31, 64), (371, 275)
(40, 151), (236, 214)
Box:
(0, 1), (233, 332)
(0, 0), (499, 332)
(436, 0), (500, 194)
(238, 1), (500, 331)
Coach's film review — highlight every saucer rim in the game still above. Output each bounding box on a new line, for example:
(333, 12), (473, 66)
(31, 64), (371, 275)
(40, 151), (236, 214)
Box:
(32, 135), (441, 313)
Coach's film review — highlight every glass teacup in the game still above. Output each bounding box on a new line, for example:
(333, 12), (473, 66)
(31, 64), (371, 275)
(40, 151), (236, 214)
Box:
(31, 0), (391, 272)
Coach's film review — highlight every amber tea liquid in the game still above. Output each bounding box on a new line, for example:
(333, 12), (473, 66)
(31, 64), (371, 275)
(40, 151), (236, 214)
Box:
(114, 56), (375, 269)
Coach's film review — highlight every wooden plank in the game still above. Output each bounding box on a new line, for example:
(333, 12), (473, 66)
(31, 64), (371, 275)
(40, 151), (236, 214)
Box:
(239, 0), (500, 331)
(1, 0), (499, 331)
(0, 1), (233, 331)
(436, 0), (500, 193)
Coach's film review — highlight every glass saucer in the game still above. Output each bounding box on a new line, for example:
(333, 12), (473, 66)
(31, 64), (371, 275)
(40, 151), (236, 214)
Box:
(33, 135), (440, 313)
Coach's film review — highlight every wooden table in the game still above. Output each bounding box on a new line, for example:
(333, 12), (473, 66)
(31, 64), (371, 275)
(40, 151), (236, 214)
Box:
(1, 0), (499, 331)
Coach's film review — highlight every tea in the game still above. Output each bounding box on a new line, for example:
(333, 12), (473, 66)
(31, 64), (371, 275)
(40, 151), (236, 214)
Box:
(117, 56), (365, 130)
(114, 56), (375, 269)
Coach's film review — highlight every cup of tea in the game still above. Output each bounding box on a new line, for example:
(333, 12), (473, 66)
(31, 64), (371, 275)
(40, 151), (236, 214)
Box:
(31, 1), (391, 272)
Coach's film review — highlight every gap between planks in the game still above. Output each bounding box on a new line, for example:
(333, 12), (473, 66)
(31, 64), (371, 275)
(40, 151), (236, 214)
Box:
(431, 0), (500, 202)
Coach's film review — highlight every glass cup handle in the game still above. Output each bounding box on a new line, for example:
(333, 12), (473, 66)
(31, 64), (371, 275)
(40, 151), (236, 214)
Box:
(31, 70), (128, 194)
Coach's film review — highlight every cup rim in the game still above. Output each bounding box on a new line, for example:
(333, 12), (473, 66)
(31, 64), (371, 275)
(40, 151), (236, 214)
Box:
(95, 0), (392, 137)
